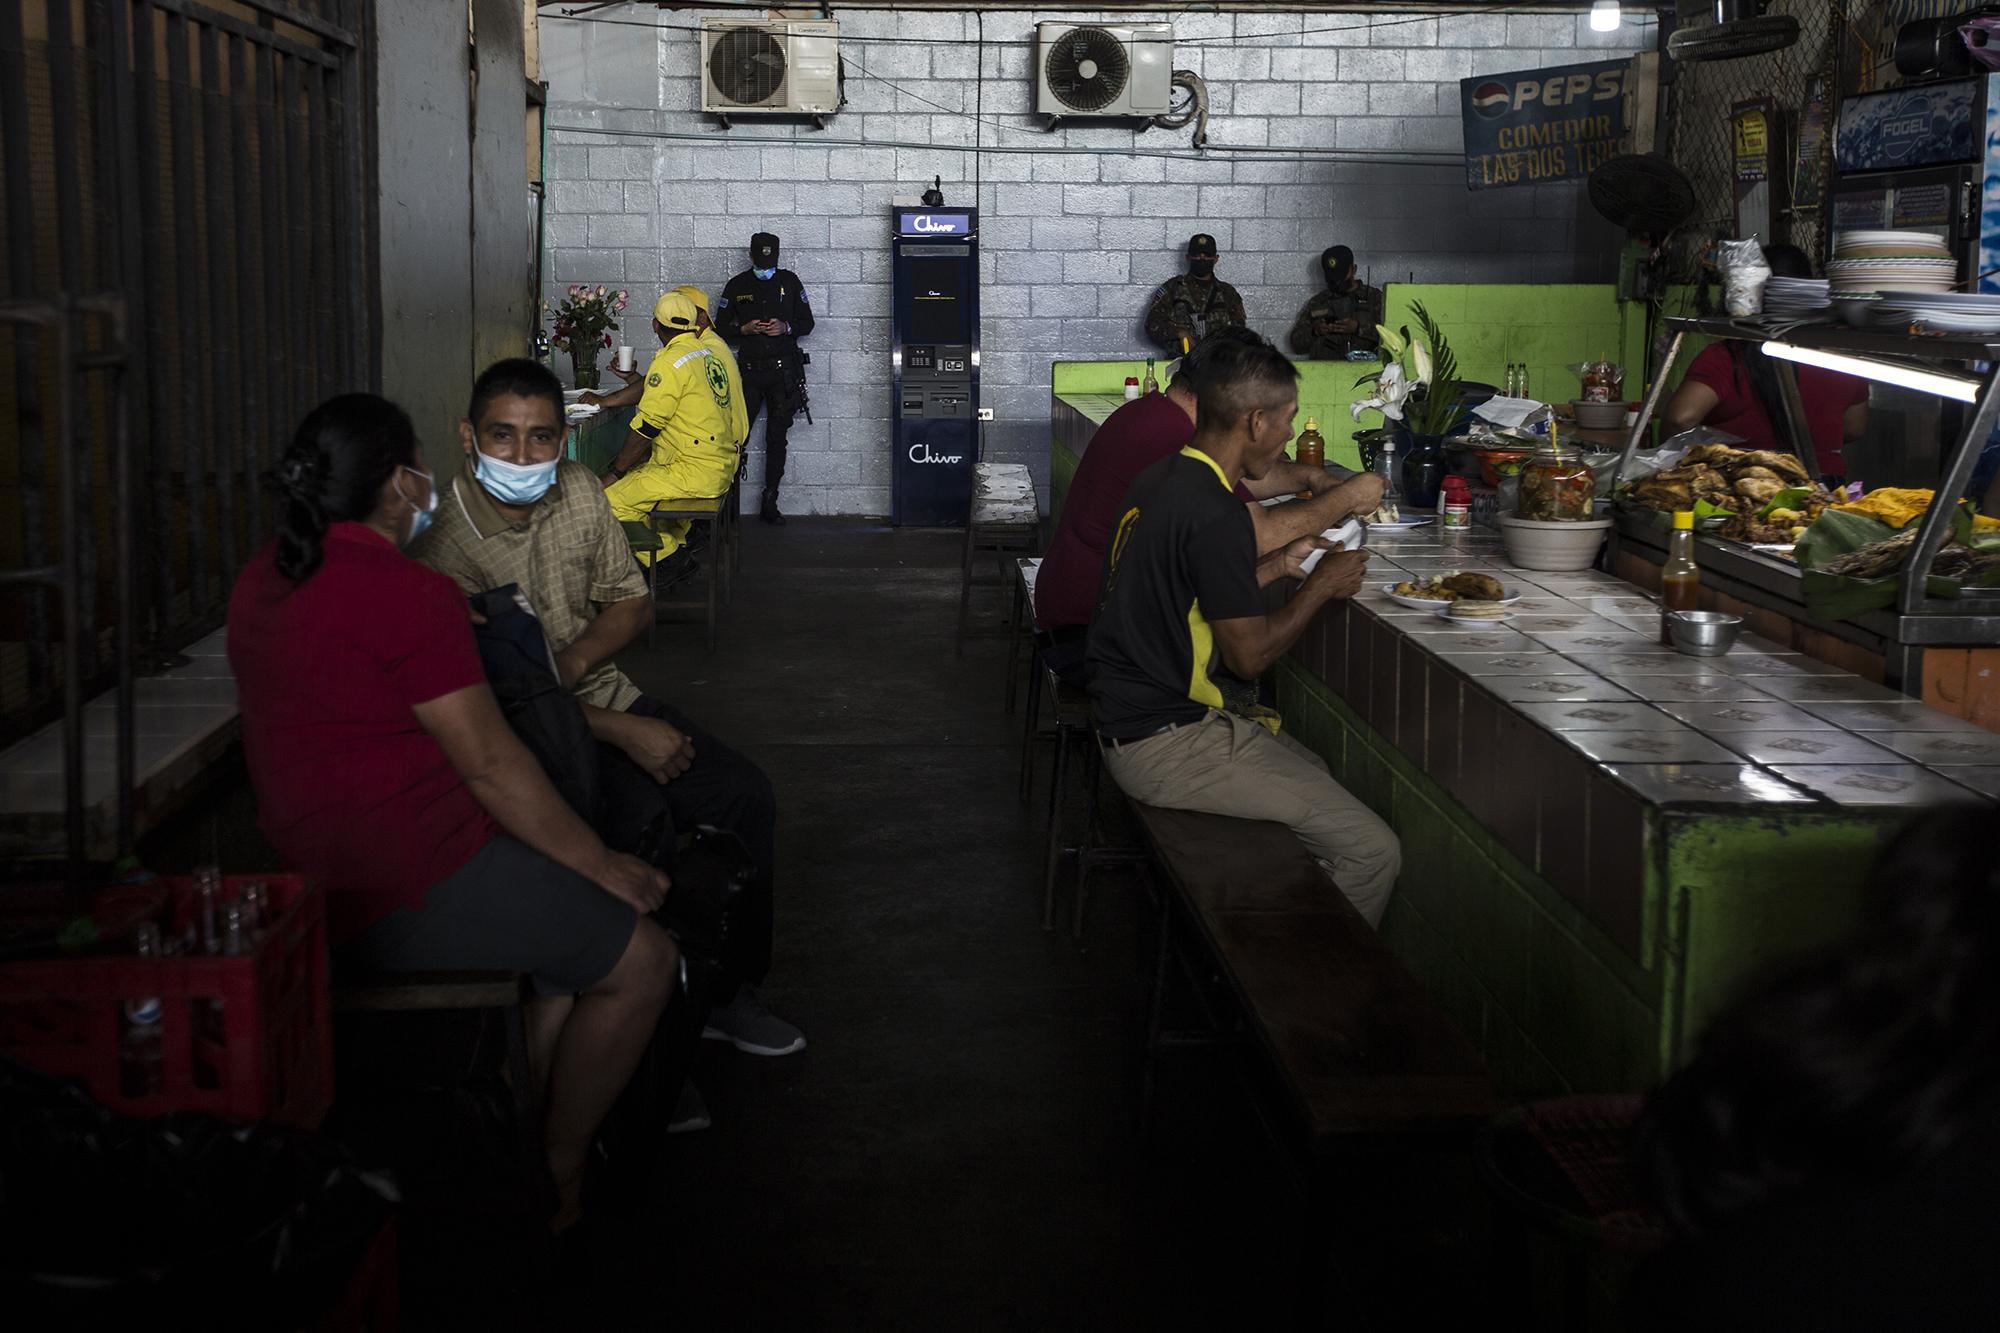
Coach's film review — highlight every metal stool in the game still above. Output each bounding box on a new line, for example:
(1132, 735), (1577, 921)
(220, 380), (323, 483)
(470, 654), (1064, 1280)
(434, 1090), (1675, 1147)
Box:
(958, 462), (1038, 650)
(1005, 557), (1040, 716)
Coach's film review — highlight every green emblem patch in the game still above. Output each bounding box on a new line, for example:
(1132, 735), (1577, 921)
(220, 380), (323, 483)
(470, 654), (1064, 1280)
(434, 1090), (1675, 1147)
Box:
(705, 357), (731, 409)
(647, 372), (661, 388)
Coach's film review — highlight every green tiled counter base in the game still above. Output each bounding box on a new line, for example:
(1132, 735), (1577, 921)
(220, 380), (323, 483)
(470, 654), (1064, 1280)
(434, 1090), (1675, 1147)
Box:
(1275, 658), (1878, 1099)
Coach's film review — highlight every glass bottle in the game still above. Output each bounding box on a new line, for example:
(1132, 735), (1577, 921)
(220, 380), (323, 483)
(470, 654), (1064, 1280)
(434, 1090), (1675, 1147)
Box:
(1660, 509), (1702, 644)
(1372, 437), (1402, 522)
(1293, 418), (1325, 498)
(120, 923), (165, 1099)
(1142, 358), (1159, 396)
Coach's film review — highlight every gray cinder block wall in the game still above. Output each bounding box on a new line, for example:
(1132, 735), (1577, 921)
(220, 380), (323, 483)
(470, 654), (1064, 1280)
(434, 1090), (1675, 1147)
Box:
(538, 6), (1653, 516)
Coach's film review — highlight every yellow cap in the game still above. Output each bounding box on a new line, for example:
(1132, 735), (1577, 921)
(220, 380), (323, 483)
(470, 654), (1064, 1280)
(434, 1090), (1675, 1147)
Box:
(1673, 510), (1695, 530)
(671, 284), (710, 314)
(1303, 418), (1319, 431)
(651, 290), (699, 331)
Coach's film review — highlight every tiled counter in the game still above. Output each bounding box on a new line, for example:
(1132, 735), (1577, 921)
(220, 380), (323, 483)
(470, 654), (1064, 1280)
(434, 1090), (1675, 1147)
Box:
(1276, 523), (1995, 1098)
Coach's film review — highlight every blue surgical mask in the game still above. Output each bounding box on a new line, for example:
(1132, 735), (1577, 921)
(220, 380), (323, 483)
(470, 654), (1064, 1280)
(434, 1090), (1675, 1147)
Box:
(753, 266), (776, 281)
(475, 451), (560, 506)
(396, 464), (439, 546)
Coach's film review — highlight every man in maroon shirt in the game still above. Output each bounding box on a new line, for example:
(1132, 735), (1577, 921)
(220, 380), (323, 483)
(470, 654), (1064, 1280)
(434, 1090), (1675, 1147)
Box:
(1035, 331), (1384, 642)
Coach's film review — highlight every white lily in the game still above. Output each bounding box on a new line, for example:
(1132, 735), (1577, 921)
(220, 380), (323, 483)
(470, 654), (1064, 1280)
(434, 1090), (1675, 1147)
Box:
(1350, 361), (1410, 423)
(1411, 339), (1433, 389)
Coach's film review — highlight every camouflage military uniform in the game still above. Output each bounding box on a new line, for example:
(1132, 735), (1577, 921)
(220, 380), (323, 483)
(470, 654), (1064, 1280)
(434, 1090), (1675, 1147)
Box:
(1287, 281), (1385, 361)
(1143, 275), (1247, 354)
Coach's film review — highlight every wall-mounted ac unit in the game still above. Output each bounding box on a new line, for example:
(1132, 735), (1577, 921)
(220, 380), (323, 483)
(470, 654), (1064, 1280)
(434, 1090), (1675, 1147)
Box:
(1035, 22), (1172, 121)
(701, 18), (840, 122)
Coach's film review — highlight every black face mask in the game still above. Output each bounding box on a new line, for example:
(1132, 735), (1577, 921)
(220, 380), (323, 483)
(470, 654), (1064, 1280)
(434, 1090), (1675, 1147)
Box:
(1188, 258), (1216, 281)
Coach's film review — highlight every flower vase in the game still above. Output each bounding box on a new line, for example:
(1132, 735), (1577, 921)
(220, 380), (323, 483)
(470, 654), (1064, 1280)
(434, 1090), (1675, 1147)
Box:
(569, 344), (600, 391)
(1397, 427), (1447, 513)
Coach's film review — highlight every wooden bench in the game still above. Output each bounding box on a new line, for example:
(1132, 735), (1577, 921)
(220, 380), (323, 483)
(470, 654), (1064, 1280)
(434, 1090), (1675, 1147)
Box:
(1130, 802), (1493, 1322)
(623, 489), (736, 652)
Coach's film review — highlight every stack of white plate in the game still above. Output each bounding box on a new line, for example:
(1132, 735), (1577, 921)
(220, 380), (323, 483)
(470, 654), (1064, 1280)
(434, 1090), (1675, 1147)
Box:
(1829, 229), (1958, 294)
(1763, 276), (1830, 315)
(1870, 289), (2000, 336)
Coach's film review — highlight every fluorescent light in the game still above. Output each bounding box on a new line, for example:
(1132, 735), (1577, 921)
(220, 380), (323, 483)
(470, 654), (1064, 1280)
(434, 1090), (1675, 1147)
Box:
(1762, 341), (1981, 402)
(1590, 1), (1621, 32)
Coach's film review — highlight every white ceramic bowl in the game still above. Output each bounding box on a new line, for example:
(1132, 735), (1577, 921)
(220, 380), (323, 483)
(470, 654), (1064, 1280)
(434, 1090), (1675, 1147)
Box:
(1498, 514), (1613, 571)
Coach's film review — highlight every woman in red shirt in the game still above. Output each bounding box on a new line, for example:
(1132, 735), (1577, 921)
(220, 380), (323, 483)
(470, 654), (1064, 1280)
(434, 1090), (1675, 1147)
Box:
(1663, 246), (1870, 481)
(228, 394), (676, 1233)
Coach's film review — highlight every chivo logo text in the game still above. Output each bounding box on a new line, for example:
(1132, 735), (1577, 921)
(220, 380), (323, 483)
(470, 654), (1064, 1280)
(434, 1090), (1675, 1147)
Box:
(909, 214), (965, 234)
(909, 441), (963, 464)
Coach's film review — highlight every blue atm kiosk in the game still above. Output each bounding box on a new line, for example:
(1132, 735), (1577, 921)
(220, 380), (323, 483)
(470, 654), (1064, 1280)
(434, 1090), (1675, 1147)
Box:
(890, 206), (979, 526)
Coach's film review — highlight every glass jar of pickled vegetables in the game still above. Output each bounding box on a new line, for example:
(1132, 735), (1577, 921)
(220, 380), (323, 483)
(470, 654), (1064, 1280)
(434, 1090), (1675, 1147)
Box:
(1517, 445), (1596, 522)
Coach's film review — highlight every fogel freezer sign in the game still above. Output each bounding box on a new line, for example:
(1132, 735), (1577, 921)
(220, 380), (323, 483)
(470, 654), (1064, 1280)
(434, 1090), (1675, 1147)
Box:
(1460, 60), (1630, 191)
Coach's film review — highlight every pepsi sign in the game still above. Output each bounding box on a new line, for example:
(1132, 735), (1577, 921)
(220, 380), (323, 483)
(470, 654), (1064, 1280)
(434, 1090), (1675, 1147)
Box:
(1460, 59), (1630, 192)
(897, 211), (971, 236)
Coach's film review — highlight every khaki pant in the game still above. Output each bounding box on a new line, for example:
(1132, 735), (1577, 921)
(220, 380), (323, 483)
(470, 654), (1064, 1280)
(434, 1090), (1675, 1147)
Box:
(1102, 710), (1399, 927)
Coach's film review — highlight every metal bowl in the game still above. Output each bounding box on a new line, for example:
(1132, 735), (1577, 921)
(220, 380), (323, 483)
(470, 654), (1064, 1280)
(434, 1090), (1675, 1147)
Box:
(1666, 610), (1744, 657)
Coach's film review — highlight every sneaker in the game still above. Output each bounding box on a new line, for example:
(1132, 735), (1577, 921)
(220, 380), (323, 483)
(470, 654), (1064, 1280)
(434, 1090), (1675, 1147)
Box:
(652, 548), (701, 592)
(666, 1080), (711, 1134)
(701, 985), (806, 1057)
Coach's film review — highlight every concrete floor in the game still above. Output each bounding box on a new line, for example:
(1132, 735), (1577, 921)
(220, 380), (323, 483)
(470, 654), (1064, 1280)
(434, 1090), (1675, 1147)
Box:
(584, 521), (1490, 1329)
(316, 520), (1495, 1330)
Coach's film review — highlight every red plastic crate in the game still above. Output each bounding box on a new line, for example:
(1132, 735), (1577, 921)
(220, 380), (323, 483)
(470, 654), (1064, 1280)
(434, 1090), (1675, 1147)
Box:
(0, 874), (333, 1127)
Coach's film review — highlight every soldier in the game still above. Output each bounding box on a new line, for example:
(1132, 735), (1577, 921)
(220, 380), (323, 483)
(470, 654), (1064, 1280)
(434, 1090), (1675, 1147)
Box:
(717, 232), (814, 526)
(1288, 245), (1384, 361)
(1144, 233), (1246, 355)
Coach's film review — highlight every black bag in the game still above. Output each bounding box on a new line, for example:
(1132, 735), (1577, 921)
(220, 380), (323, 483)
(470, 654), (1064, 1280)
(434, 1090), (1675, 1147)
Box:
(638, 822), (755, 991)
(468, 585), (600, 822)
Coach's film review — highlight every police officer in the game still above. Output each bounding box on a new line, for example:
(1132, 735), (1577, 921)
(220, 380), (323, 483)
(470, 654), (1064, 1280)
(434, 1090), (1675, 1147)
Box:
(1144, 233), (1246, 355)
(717, 232), (814, 526)
(1288, 245), (1383, 361)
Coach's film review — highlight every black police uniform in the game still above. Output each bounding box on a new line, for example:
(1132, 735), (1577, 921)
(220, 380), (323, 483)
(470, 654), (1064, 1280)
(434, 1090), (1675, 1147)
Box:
(716, 265), (815, 513)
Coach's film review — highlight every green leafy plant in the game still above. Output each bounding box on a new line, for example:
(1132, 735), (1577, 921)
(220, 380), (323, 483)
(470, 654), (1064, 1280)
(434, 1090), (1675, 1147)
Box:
(1350, 301), (1463, 437)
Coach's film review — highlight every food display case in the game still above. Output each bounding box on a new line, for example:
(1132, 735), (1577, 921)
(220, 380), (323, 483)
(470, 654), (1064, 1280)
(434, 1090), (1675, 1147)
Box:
(1607, 316), (2000, 720)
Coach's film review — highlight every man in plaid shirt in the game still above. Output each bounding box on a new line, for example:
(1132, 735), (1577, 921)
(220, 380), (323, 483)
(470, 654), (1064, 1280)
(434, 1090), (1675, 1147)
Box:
(413, 358), (805, 1132)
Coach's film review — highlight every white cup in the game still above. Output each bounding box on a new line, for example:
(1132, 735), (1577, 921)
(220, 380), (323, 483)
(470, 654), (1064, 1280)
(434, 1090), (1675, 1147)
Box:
(616, 345), (635, 372)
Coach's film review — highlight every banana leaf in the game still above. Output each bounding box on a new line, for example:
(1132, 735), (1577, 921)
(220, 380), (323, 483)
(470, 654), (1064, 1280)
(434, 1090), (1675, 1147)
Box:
(1757, 486), (1816, 520)
(1794, 504), (1975, 620)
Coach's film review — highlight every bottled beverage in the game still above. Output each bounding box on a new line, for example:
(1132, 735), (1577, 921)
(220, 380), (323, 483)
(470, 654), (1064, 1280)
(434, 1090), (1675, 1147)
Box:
(241, 882), (269, 942)
(1660, 509), (1702, 644)
(1372, 437), (1402, 522)
(1516, 364), (1531, 400)
(193, 865), (222, 955)
(1142, 358), (1159, 396)
(120, 923), (165, 1098)
(222, 902), (247, 957)
(1504, 363), (1518, 397)
(1294, 418), (1325, 498)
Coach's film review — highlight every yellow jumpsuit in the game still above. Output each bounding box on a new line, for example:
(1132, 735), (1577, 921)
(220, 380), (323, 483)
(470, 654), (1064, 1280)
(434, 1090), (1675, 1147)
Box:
(606, 332), (747, 559)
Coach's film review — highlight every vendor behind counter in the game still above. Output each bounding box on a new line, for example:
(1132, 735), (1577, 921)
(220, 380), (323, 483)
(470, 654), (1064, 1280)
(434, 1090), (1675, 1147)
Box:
(1662, 247), (1868, 484)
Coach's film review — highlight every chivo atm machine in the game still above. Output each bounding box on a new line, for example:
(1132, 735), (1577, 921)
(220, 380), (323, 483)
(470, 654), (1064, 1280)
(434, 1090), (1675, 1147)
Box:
(890, 206), (979, 526)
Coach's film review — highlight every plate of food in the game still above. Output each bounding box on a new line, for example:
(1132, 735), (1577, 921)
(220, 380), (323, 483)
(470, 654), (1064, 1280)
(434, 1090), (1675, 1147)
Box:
(1368, 516), (1436, 531)
(1385, 572), (1520, 610)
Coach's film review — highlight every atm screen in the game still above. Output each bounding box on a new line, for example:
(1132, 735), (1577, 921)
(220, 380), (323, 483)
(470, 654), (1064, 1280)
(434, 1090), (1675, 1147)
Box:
(901, 257), (966, 344)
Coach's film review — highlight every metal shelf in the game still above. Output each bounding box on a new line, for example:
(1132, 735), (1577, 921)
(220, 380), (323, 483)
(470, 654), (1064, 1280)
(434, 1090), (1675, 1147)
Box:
(1609, 316), (2000, 650)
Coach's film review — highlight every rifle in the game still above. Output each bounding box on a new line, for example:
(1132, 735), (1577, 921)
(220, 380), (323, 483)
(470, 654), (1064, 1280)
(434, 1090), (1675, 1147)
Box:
(790, 351), (813, 425)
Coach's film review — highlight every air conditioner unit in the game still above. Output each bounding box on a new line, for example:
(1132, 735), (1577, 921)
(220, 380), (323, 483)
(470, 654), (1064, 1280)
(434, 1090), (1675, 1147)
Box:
(1035, 22), (1173, 120)
(701, 18), (840, 121)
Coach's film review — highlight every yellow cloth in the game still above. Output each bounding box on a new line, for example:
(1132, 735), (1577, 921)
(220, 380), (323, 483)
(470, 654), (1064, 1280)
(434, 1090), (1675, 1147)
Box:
(607, 332), (740, 560)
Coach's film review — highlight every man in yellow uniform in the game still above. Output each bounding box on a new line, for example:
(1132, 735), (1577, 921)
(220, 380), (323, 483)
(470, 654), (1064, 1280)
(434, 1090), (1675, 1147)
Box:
(600, 290), (739, 564)
(673, 284), (748, 465)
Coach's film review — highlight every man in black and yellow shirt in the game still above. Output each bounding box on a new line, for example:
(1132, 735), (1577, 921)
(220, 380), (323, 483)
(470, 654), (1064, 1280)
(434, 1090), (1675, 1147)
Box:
(1086, 334), (1401, 926)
